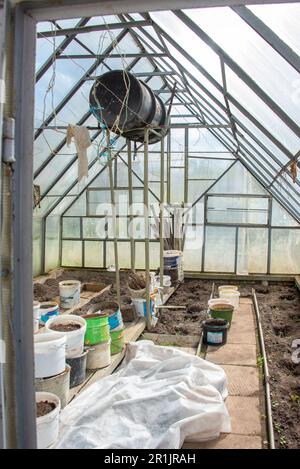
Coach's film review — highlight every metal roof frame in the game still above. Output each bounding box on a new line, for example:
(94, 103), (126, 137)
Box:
(33, 5), (300, 224)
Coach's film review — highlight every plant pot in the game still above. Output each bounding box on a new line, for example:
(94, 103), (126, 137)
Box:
(82, 313), (110, 345)
(35, 365), (70, 409)
(66, 350), (88, 388)
(36, 392), (61, 449)
(39, 302), (59, 325)
(45, 315), (86, 359)
(59, 280), (81, 309)
(86, 340), (111, 370)
(209, 303), (234, 327)
(110, 328), (125, 355)
(202, 319), (229, 346)
(34, 332), (66, 379)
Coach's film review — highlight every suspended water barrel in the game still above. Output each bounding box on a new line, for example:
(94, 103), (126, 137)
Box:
(89, 70), (168, 144)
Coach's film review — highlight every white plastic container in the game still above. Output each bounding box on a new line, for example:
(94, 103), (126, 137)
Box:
(87, 339), (111, 370)
(33, 301), (40, 319)
(45, 314), (86, 359)
(132, 298), (153, 318)
(34, 332), (66, 379)
(39, 302), (59, 325)
(59, 280), (81, 309)
(33, 301), (40, 334)
(218, 285), (239, 294)
(36, 392), (61, 449)
(219, 290), (240, 311)
(208, 298), (233, 309)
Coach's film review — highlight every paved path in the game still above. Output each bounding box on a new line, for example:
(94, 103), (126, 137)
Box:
(183, 298), (263, 449)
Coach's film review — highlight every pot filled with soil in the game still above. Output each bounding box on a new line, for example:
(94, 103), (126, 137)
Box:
(97, 301), (123, 331)
(209, 303), (234, 327)
(36, 392), (61, 449)
(127, 272), (147, 299)
(45, 315), (86, 359)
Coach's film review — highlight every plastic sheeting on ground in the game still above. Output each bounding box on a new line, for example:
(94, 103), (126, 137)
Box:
(55, 340), (231, 449)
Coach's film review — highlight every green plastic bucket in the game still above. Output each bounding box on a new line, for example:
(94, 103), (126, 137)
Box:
(209, 303), (234, 327)
(82, 313), (110, 346)
(110, 328), (125, 355)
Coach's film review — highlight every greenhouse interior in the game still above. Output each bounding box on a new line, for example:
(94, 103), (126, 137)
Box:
(0, 0), (300, 451)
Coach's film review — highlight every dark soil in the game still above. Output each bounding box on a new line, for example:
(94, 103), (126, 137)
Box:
(50, 322), (81, 332)
(34, 270), (131, 305)
(253, 283), (300, 449)
(36, 400), (56, 418)
(149, 279), (212, 335)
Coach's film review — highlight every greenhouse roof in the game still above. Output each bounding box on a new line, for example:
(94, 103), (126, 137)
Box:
(33, 3), (300, 222)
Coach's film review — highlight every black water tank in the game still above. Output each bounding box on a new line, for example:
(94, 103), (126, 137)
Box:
(89, 70), (168, 144)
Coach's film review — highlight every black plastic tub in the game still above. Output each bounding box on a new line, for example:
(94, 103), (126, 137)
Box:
(66, 350), (88, 388)
(89, 70), (168, 144)
(202, 318), (229, 346)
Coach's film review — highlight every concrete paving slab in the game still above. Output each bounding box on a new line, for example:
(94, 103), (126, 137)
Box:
(206, 343), (257, 366)
(221, 365), (259, 396)
(227, 323), (257, 345)
(182, 434), (262, 449)
(240, 298), (253, 305)
(226, 396), (262, 436)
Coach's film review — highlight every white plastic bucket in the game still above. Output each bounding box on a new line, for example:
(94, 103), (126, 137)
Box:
(33, 301), (40, 320)
(132, 298), (153, 318)
(87, 339), (111, 370)
(45, 315), (86, 359)
(33, 301), (40, 334)
(59, 280), (81, 309)
(34, 332), (66, 379)
(39, 302), (59, 325)
(219, 291), (240, 311)
(218, 285), (239, 294)
(208, 298), (233, 309)
(36, 392), (61, 449)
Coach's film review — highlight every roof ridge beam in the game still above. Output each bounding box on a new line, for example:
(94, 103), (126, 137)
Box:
(37, 20), (151, 38)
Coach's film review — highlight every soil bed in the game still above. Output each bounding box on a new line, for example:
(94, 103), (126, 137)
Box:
(36, 401), (56, 418)
(253, 282), (300, 449)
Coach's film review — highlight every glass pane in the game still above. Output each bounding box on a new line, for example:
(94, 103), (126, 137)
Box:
(82, 217), (106, 238)
(271, 200), (300, 227)
(271, 229), (300, 274)
(237, 227), (268, 274)
(45, 216), (60, 272)
(84, 241), (103, 268)
(186, 7), (300, 125)
(62, 240), (82, 267)
(33, 218), (42, 276)
(183, 225), (203, 271)
(204, 226), (236, 272)
(207, 195), (269, 225)
(209, 162), (267, 195)
(249, 4), (300, 56)
(62, 217), (80, 238)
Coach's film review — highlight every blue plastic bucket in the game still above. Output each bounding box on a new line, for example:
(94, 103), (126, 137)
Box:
(39, 302), (59, 325)
(108, 309), (123, 330)
(163, 250), (181, 268)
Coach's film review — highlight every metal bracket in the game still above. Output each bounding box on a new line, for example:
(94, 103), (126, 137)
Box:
(2, 117), (15, 163)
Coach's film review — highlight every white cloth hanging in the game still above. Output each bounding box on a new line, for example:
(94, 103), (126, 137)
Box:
(67, 125), (91, 181)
